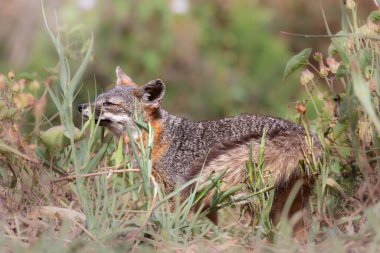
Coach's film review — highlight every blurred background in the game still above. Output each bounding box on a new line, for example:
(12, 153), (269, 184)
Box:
(0, 0), (375, 122)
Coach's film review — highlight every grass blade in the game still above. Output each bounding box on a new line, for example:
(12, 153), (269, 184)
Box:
(351, 58), (380, 134)
(68, 34), (94, 99)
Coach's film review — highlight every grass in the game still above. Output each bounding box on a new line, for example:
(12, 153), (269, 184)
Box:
(1, 2), (380, 252)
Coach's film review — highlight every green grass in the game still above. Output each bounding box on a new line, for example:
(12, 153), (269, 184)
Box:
(1, 2), (380, 252)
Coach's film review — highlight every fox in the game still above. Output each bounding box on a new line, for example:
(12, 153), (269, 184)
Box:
(78, 66), (322, 232)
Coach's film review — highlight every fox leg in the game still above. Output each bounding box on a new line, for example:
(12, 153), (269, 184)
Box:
(206, 211), (219, 225)
(270, 177), (311, 240)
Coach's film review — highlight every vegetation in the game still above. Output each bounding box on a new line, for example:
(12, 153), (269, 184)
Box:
(1, 1), (380, 252)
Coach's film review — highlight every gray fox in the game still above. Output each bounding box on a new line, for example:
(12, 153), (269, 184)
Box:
(78, 66), (322, 229)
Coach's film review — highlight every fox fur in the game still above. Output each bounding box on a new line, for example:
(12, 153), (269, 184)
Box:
(78, 66), (322, 229)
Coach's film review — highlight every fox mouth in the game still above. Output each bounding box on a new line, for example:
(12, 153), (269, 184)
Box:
(78, 104), (107, 125)
(96, 118), (112, 126)
(82, 114), (112, 126)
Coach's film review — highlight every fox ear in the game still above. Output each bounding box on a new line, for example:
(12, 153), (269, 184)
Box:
(116, 66), (135, 86)
(134, 79), (165, 106)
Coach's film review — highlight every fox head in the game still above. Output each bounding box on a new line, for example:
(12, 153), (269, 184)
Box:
(78, 66), (165, 141)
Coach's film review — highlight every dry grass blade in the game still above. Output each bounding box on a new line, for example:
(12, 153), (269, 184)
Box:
(53, 168), (140, 182)
(70, 218), (103, 246)
(38, 206), (86, 222)
(0, 140), (39, 164)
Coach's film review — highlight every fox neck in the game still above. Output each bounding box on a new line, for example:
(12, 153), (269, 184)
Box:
(123, 107), (168, 166)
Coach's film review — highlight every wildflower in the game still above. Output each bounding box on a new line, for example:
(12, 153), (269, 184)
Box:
(296, 102), (307, 115)
(317, 90), (324, 101)
(30, 80), (40, 91)
(345, 0), (356, 10)
(320, 66), (330, 78)
(300, 69), (314, 86)
(326, 57), (340, 74)
(360, 20), (379, 37)
(8, 70), (15, 81)
(12, 83), (20, 92)
(314, 52), (330, 78)
(313, 52), (322, 62)
(18, 79), (26, 91)
(13, 93), (35, 109)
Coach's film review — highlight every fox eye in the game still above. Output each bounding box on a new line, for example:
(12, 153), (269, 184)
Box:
(103, 101), (115, 106)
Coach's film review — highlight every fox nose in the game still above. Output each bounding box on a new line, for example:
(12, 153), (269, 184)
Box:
(78, 104), (86, 113)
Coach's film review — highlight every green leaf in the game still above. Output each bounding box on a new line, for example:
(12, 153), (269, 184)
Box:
(336, 64), (348, 78)
(331, 31), (350, 66)
(283, 48), (312, 79)
(332, 122), (347, 140)
(194, 169), (228, 205)
(39, 125), (81, 153)
(351, 58), (380, 134)
(39, 125), (69, 153)
(68, 34), (93, 99)
(57, 36), (69, 94)
(327, 42), (338, 56)
(246, 143), (255, 188)
(330, 162), (342, 174)
(134, 118), (149, 131)
(369, 9), (380, 22)
(83, 143), (108, 174)
(43, 7), (69, 94)
(18, 72), (36, 81)
(218, 184), (244, 202)
(114, 137), (124, 166)
(42, 3), (57, 47)
(358, 49), (373, 70)
(340, 1), (350, 33)
(47, 88), (63, 116)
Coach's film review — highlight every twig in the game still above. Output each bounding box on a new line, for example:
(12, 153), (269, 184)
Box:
(0, 141), (40, 165)
(281, 31), (380, 42)
(281, 31), (354, 38)
(53, 168), (139, 182)
(70, 218), (103, 246)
